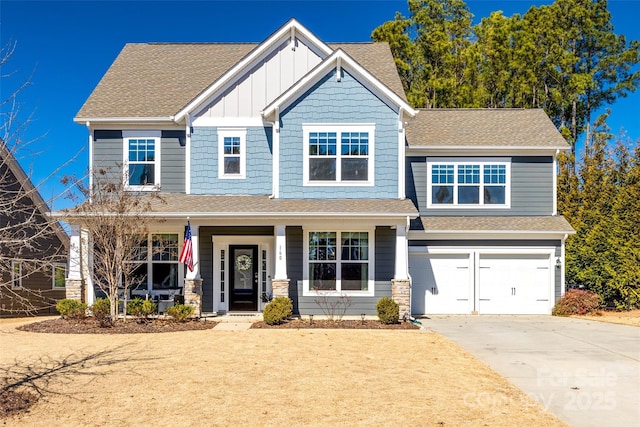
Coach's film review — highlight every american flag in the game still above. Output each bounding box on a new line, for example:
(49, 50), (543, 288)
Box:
(179, 222), (194, 272)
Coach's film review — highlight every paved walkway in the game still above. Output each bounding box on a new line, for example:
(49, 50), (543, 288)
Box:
(209, 313), (262, 330)
(425, 316), (640, 427)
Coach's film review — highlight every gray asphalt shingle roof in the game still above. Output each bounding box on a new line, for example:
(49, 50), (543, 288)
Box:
(76, 42), (406, 120)
(405, 109), (569, 149)
(412, 215), (575, 233)
(145, 194), (418, 217)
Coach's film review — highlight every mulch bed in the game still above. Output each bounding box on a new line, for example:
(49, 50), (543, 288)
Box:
(0, 390), (37, 420)
(251, 319), (421, 329)
(17, 318), (217, 334)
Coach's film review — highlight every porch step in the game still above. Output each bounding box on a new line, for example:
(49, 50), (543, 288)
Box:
(210, 313), (263, 323)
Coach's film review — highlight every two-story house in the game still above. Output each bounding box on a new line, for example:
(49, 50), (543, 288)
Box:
(64, 19), (573, 317)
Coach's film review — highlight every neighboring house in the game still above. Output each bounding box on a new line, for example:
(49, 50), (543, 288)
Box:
(0, 142), (69, 316)
(65, 19), (573, 316)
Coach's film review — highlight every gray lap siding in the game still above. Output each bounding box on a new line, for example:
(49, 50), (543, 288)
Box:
(93, 130), (186, 193)
(406, 156), (554, 216)
(288, 225), (396, 315)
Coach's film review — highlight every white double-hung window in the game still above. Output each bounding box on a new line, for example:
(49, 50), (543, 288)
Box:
(218, 129), (247, 179)
(304, 230), (373, 296)
(427, 158), (511, 207)
(123, 131), (160, 190)
(303, 124), (374, 185)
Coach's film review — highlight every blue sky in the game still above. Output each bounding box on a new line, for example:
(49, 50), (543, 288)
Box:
(1, 0), (639, 210)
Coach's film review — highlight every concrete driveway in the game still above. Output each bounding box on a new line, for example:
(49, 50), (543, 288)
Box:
(424, 316), (640, 427)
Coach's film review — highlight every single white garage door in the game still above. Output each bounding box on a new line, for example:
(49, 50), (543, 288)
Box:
(478, 254), (552, 314)
(409, 253), (472, 315)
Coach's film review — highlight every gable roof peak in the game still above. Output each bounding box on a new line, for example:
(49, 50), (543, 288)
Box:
(174, 18), (333, 122)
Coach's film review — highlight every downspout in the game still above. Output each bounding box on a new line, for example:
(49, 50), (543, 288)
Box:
(398, 107), (406, 200)
(86, 121), (93, 204)
(561, 233), (568, 297)
(270, 106), (280, 199)
(553, 149), (559, 215)
(185, 113), (192, 194)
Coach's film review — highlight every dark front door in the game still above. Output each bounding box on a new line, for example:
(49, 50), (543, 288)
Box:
(229, 245), (259, 311)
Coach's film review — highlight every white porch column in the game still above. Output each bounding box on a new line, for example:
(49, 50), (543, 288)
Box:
(66, 224), (86, 303)
(392, 220), (411, 316)
(81, 228), (95, 306)
(184, 223), (202, 317)
(394, 222), (409, 280)
(272, 224), (290, 298)
(68, 224), (82, 280)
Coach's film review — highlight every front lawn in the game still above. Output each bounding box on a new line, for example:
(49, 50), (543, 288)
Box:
(1, 317), (566, 426)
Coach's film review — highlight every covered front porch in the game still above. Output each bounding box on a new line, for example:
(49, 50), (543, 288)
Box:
(65, 194), (418, 317)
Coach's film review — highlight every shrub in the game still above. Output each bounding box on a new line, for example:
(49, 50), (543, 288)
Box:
(376, 297), (399, 324)
(552, 289), (601, 316)
(166, 304), (194, 322)
(127, 298), (144, 317)
(127, 298), (157, 319)
(91, 298), (112, 326)
(313, 289), (352, 322)
(56, 299), (87, 320)
(263, 296), (293, 325)
(141, 300), (157, 317)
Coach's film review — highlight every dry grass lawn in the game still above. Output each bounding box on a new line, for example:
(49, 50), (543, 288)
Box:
(0, 317), (566, 427)
(572, 309), (640, 327)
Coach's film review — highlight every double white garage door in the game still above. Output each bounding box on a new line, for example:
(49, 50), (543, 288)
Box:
(409, 249), (555, 315)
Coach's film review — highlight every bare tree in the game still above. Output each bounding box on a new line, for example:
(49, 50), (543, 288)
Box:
(0, 41), (69, 316)
(61, 165), (165, 322)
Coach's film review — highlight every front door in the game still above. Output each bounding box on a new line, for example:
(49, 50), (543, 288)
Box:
(229, 245), (259, 311)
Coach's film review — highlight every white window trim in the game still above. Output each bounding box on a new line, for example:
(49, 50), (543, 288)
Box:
(11, 261), (22, 289)
(427, 158), (511, 208)
(129, 230), (184, 295)
(302, 124), (375, 186)
(52, 263), (67, 289)
(123, 130), (161, 191)
(302, 227), (375, 297)
(217, 128), (247, 179)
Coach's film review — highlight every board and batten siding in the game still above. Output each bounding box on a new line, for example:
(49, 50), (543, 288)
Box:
(278, 69), (399, 199)
(196, 38), (323, 119)
(190, 126), (272, 195)
(406, 156), (554, 216)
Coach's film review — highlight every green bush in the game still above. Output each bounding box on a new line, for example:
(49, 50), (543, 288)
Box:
(141, 300), (157, 317)
(127, 298), (144, 317)
(166, 304), (194, 322)
(552, 289), (601, 316)
(56, 299), (87, 320)
(91, 298), (112, 326)
(127, 298), (157, 319)
(263, 296), (293, 325)
(376, 297), (399, 324)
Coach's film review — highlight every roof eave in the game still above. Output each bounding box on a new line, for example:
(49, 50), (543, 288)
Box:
(408, 230), (575, 240)
(55, 211), (418, 219)
(74, 116), (176, 125)
(406, 145), (570, 153)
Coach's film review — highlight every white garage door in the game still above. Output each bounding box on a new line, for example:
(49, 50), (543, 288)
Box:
(409, 253), (472, 315)
(478, 254), (552, 314)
